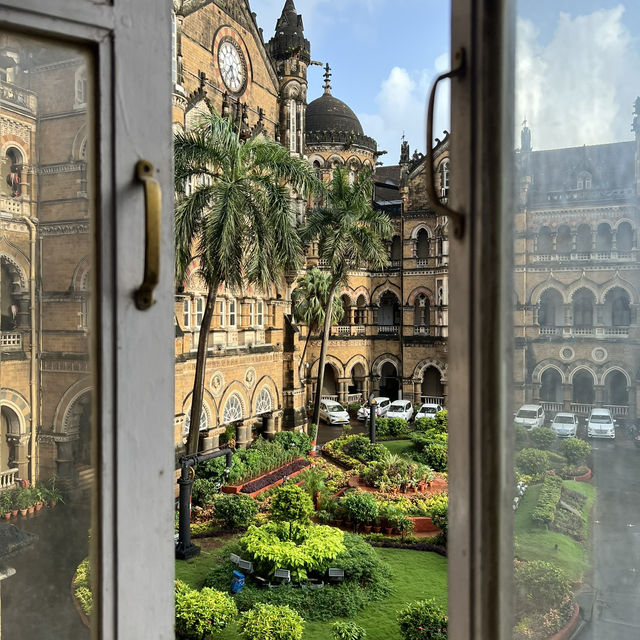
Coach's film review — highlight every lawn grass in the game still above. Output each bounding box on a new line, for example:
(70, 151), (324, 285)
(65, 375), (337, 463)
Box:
(177, 542), (448, 640)
(514, 480), (595, 582)
(382, 440), (414, 457)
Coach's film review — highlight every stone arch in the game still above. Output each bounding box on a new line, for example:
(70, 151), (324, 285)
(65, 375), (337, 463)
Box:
(339, 288), (356, 305)
(410, 223), (433, 240)
(53, 379), (92, 434)
(181, 390), (214, 435)
(599, 365), (631, 388)
(602, 368), (630, 406)
(307, 154), (325, 168)
(326, 154), (345, 167)
(413, 358), (448, 383)
(251, 375), (280, 415)
(371, 282), (401, 306)
(345, 155), (362, 170)
(71, 255), (91, 292)
(532, 362), (566, 385)
(566, 278), (599, 302)
(309, 354), (344, 379)
(0, 138), (29, 167)
(372, 353), (402, 378)
(351, 286), (370, 305)
(530, 279), (568, 305)
(345, 354), (369, 377)
(71, 122), (88, 161)
(0, 251), (28, 293)
(600, 276), (637, 305)
(568, 365), (597, 385)
(218, 384), (249, 426)
(615, 220), (634, 252)
(407, 286), (435, 306)
(0, 389), (30, 434)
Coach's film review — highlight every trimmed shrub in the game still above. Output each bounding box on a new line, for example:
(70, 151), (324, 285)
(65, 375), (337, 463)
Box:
(529, 427), (556, 450)
(514, 425), (529, 447)
(414, 442), (448, 472)
(191, 478), (220, 507)
(241, 522), (345, 580)
(270, 484), (314, 531)
(398, 598), (448, 640)
(324, 435), (388, 469)
(212, 493), (258, 529)
(175, 580), (237, 639)
(515, 448), (550, 476)
(340, 490), (379, 525)
(429, 495), (448, 542)
(561, 438), (591, 466)
(239, 603), (303, 640)
(332, 621), (367, 640)
(377, 417), (410, 437)
(514, 560), (572, 616)
(531, 474), (563, 527)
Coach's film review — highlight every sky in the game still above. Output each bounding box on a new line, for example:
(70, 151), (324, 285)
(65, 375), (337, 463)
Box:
(254, 1), (640, 164)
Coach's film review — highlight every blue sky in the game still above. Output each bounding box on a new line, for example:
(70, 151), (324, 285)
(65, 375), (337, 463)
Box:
(255, 1), (640, 162)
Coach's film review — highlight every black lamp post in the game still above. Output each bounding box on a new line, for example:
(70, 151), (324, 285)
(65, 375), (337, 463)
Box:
(369, 392), (377, 444)
(175, 448), (233, 560)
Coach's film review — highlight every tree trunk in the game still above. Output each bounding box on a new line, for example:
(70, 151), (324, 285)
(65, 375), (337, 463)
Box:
(297, 324), (314, 385)
(186, 282), (219, 454)
(312, 282), (338, 426)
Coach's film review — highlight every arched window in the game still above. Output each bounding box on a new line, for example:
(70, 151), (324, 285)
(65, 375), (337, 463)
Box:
(577, 171), (592, 190)
(576, 224), (592, 253)
(222, 394), (243, 424)
(390, 236), (401, 262)
(538, 289), (563, 327)
(556, 225), (571, 255)
(537, 227), (553, 254)
(255, 388), (272, 415)
(540, 369), (562, 403)
(616, 222), (633, 252)
(340, 294), (351, 325)
(183, 405), (209, 436)
(227, 298), (236, 327)
(378, 291), (400, 329)
(604, 288), (631, 326)
(572, 288), (595, 327)
(438, 159), (450, 196)
(414, 293), (429, 327)
(5, 148), (22, 198)
(416, 229), (430, 260)
(595, 223), (612, 253)
(604, 370), (629, 406)
(354, 294), (367, 325)
(75, 66), (88, 107)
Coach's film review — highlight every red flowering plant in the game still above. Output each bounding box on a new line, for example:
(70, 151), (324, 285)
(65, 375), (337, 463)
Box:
(397, 599), (448, 640)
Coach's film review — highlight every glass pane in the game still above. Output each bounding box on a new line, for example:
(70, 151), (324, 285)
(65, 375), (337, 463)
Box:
(0, 33), (94, 637)
(512, 3), (638, 638)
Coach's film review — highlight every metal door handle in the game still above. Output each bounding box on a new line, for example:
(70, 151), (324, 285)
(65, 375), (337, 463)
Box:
(134, 160), (161, 310)
(426, 47), (466, 239)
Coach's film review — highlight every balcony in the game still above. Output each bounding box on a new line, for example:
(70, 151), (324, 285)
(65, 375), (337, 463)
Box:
(605, 404), (629, 418)
(550, 326), (631, 339)
(377, 324), (399, 336)
(331, 325), (367, 337)
(0, 468), (18, 490)
(414, 325), (430, 336)
(416, 258), (429, 268)
(540, 402), (563, 414)
(532, 251), (636, 264)
(1, 332), (22, 350)
(570, 403), (593, 416)
(539, 327), (559, 336)
(421, 396), (445, 406)
(386, 259), (401, 270)
(0, 197), (25, 216)
(0, 80), (36, 114)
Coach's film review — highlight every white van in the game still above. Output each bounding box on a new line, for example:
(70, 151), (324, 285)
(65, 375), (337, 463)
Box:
(587, 408), (615, 439)
(514, 404), (545, 430)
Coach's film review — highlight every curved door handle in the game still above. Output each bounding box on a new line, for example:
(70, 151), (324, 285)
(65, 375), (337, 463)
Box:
(425, 47), (466, 239)
(134, 160), (162, 310)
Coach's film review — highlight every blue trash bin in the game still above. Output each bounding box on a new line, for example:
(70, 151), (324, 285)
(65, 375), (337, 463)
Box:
(231, 570), (245, 594)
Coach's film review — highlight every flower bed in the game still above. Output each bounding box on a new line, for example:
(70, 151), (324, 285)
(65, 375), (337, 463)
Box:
(409, 516), (441, 533)
(221, 458), (312, 497)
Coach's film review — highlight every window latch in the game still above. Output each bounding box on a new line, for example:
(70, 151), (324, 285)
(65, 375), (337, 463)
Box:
(425, 47), (466, 239)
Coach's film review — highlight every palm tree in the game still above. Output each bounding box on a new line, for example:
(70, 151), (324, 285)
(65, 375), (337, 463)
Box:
(291, 268), (344, 384)
(175, 112), (320, 454)
(300, 167), (393, 426)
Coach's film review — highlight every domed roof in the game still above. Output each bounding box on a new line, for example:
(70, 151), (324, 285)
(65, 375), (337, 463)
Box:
(306, 92), (364, 136)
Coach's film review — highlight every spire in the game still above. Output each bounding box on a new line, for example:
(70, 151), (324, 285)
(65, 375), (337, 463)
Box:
(267, 0), (310, 63)
(399, 133), (410, 164)
(521, 117), (531, 152)
(323, 63), (332, 94)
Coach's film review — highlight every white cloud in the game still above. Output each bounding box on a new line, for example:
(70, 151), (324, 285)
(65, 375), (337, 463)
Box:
(516, 5), (639, 149)
(357, 60), (450, 165)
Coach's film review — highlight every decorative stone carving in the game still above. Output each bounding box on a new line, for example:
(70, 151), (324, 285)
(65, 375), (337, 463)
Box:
(210, 371), (225, 396)
(244, 367), (256, 388)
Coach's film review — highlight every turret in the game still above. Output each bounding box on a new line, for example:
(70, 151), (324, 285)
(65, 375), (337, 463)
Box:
(633, 97), (640, 196)
(267, 0), (309, 153)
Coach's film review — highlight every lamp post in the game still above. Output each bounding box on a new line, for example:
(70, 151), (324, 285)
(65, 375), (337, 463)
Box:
(175, 448), (233, 560)
(369, 392), (377, 444)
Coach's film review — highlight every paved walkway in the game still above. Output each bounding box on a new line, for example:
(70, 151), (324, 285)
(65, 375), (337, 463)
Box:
(2, 503), (90, 638)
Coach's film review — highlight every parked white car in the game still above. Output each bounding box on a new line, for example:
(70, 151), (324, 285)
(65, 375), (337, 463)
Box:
(319, 400), (350, 425)
(357, 397), (391, 421)
(415, 403), (444, 420)
(386, 400), (414, 421)
(587, 408), (616, 439)
(514, 404), (545, 430)
(550, 412), (577, 438)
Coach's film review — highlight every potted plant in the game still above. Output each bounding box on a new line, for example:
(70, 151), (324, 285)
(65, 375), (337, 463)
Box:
(381, 503), (399, 535)
(17, 489), (31, 516)
(373, 513), (382, 533)
(8, 487), (19, 517)
(33, 487), (44, 511)
(309, 423), (318, 458)
(395, 513), (415, 540)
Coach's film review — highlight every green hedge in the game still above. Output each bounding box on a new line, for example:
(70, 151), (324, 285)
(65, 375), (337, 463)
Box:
(529, 427), (556, 450)
(323, 435), (388, 470)
(397, 598), (448, 640)
(332, 621), (367, 640)
(515, 448), (550, 477)
(531, 475), (563, 526)
(239, 603), (303, 640)
(175, 580), (237, 639)
(561, 438), (591, 466)
(212, 493), (259, 529)
(376, 417), (410, 438)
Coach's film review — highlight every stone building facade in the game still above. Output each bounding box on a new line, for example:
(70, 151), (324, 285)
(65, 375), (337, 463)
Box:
(513, 109), (640, 423)
(0, 36), (92, 487)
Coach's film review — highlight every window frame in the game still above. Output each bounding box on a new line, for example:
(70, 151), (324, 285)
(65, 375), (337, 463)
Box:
(449, 2), (515, 638)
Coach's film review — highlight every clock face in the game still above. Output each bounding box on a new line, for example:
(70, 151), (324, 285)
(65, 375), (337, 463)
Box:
(218, 38), (247, 94)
